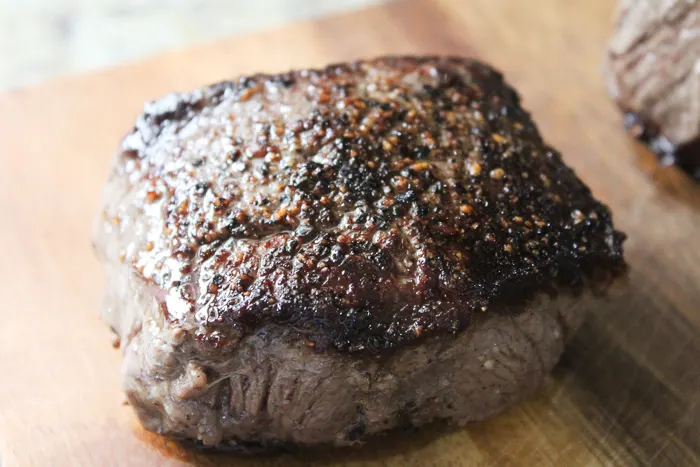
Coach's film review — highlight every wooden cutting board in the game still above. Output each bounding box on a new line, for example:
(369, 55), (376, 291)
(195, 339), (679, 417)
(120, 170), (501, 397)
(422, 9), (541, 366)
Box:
(1, 0), (699, 465)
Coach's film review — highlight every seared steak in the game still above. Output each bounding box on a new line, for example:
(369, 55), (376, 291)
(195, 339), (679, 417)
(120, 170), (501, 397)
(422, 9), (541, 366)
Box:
(606, 0), (700, 179)
(94, 56), (626, 450)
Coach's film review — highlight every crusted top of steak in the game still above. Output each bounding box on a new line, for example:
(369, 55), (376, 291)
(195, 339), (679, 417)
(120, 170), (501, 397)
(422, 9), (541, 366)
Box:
(104, 56), (626, 353)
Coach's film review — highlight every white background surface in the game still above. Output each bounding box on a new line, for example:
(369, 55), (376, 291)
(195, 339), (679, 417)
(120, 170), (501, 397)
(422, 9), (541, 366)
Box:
(0, 0), (384, 90)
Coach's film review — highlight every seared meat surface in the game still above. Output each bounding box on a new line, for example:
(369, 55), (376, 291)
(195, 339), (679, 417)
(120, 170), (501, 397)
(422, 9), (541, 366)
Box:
(95, 56), (626, 450)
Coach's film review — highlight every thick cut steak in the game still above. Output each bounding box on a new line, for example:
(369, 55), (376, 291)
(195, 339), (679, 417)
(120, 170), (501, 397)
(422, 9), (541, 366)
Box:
(606, 0), (700, 179)
(94, 56), (626, 451)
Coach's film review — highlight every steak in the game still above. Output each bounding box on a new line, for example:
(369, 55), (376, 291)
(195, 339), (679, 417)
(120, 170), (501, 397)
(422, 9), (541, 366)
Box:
(606, 0), (700, 180)
(94, 56), (626, 450)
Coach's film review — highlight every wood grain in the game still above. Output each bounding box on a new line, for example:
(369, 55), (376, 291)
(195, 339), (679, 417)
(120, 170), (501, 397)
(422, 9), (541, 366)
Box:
(1, 0), (699, 465)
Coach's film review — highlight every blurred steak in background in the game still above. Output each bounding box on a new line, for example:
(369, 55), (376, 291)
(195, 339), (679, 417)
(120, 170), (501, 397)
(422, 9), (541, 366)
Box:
(606, 0), (700, 180)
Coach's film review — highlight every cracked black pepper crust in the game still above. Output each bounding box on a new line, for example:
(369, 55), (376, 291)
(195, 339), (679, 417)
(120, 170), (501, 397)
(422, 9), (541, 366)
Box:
(106, 56), (626, 354)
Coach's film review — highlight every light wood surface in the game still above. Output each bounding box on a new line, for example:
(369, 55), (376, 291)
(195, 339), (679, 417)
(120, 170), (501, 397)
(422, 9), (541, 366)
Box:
(1, 0), (699, 465)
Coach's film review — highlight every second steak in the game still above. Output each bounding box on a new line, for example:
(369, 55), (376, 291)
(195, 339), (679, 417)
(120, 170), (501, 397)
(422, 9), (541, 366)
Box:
(606, 0), (700, 179)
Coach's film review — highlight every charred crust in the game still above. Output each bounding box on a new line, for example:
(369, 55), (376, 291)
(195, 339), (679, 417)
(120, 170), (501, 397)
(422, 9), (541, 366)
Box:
(623, 111), (700, 181)
(116, 56), (627, 355)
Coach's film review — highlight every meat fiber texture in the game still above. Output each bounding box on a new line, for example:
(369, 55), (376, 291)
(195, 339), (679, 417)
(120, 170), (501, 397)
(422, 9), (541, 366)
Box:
(606, 0), (700, 178)
(94, 56), (626, 450)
